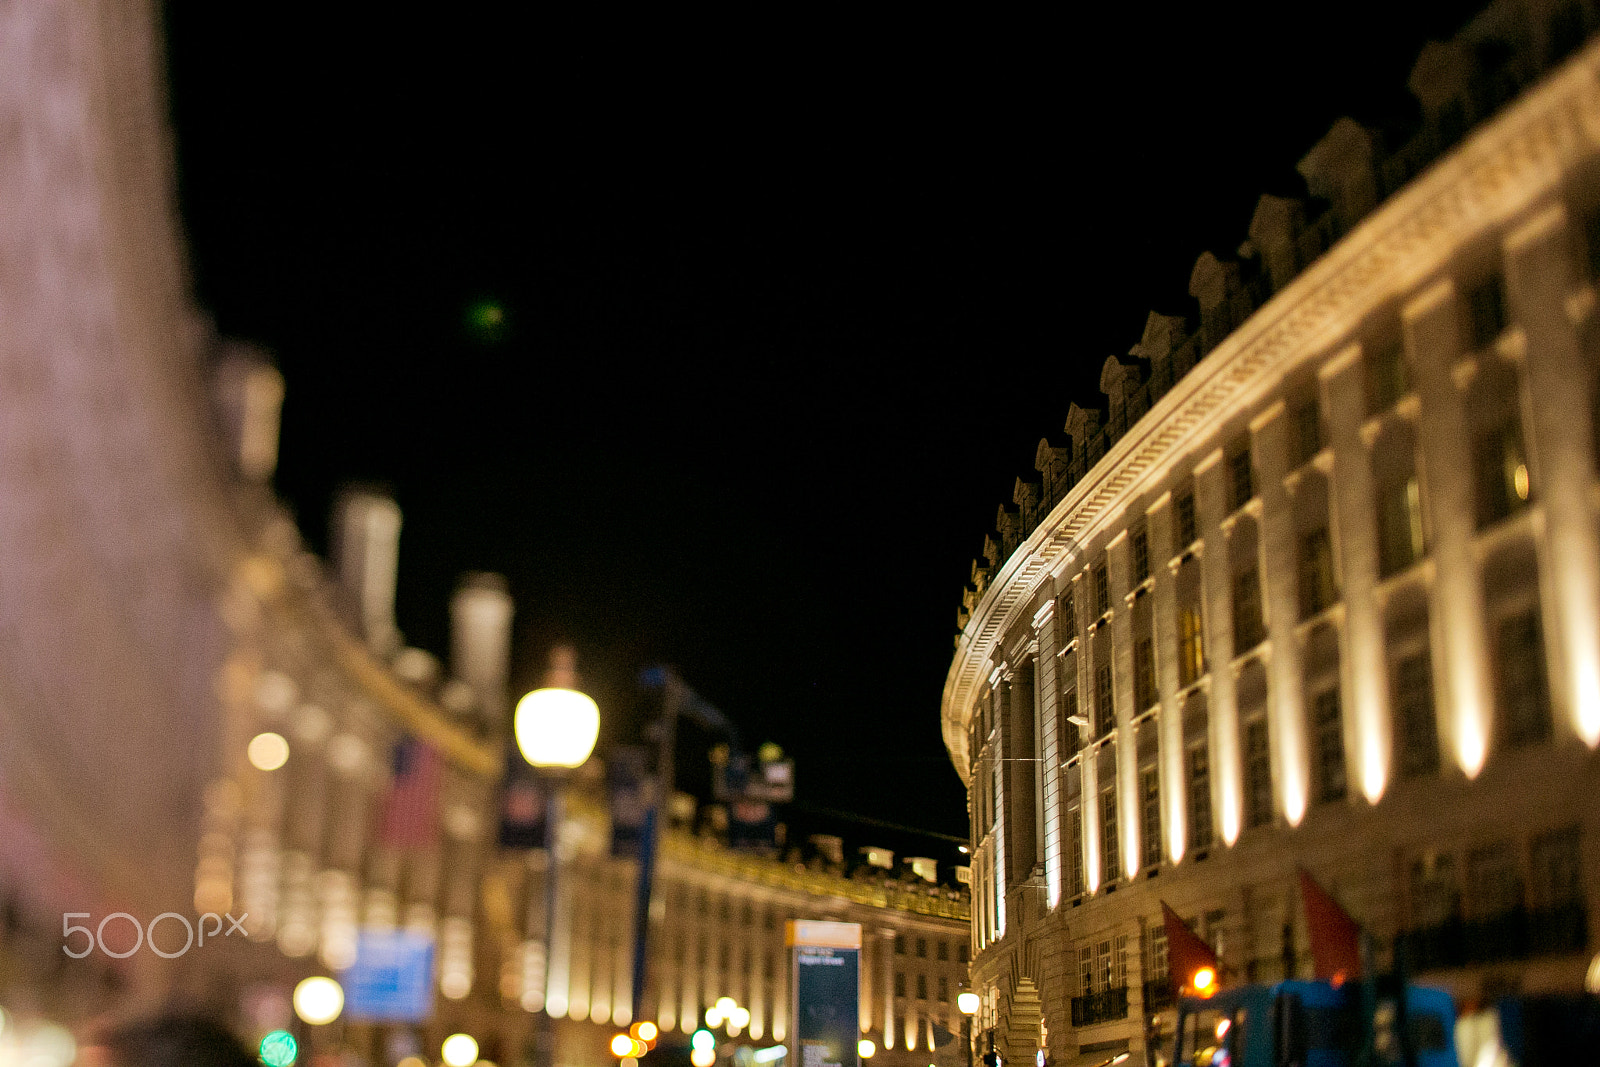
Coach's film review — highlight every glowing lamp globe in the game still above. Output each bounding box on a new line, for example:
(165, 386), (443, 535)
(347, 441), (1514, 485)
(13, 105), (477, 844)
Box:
(442, 1034), (481, 1067)
(1192, 966), (1217, 995)
(515, 687), (600, 769)
(292, 976), (344, 1025)
(957, 992), (981, 1015)
(859, 1040), (876, 1059)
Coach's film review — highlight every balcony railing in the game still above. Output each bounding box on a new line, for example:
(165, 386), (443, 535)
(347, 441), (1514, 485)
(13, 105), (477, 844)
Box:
(1072, 986), (1129, 1027)
(1405, 902), (1588, 971)
(1142, 978), (1175, 1013)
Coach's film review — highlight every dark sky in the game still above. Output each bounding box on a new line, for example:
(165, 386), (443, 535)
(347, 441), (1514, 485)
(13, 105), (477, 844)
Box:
(161, 5), (1486, 860)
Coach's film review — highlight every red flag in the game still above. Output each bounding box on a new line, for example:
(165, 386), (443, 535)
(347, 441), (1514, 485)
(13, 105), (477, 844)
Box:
(1162, 902), (1220, 995)
(378, 738), (443, 848)
(1298, 868), (1361, 982)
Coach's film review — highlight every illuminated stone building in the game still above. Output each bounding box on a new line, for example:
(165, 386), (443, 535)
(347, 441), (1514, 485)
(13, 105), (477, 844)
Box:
(946, 5), (1600, 1066)
(494, 809), (971, 1067)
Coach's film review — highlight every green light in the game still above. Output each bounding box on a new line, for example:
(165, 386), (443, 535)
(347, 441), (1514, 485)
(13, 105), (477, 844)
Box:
(691, 1029), (716, 1052)
(466, 300), (506, 332)
(260, 1029), (298, 1067)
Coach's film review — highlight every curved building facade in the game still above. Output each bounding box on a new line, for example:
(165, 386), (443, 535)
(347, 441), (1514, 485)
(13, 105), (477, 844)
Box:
(946, 8), (1600, 1066)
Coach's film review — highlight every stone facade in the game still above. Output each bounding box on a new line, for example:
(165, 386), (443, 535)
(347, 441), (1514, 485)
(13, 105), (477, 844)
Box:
(946, 6), (1600, 1066)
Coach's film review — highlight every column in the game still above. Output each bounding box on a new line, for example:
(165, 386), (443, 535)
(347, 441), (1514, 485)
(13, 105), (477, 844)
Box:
(1148, 494), (1187, 862)
(1318, 352), (1391, 802)
(1034, 598), (1063, 907)
(990, 682), (1007, 935)
(1194, 450), (1243, 844)
(1405, 280), (1493, 777)
(1252, 402), (1312, 824)
(1506, 206), (1600, 748)
(1106, 531), (1142, 880)
(882, 929), (896, 1049)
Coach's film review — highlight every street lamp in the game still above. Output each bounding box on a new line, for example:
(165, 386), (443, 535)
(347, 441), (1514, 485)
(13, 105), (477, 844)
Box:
(515, 647), (600, 770)
(958, 991), (980, 1067)
(517, 646), (599, 1067)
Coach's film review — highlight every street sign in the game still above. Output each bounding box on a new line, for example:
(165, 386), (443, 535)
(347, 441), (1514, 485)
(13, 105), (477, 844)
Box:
(788, 921), (861, 1067)
(341, 928), (435, 1022)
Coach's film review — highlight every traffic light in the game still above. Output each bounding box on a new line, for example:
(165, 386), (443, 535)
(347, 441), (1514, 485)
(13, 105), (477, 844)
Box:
(982, 1052), (1002, 1067)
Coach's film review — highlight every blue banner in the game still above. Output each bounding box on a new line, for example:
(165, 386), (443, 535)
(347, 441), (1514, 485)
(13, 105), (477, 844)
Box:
(341, 928), (435, 1022)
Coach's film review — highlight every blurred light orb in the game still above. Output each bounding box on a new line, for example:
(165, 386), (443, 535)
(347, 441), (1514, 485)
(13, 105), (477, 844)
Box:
(24, 1024), (77, 1067)
(730, 1007), (751, 1029)
(398, 1059), (428, 1067)
(248, 731), (290, 771)
(260, 1030), (298, 1067)
(716, 997), (737, 1015)
(612, 1034), (636, 1057)
(691, 1049), (717, 1067)
(691, 1029), (717, 1052)
(957, 992), (981, 1015)
(705, 1008), (724, 1028)
(515, 687), (600, 768)
(859, 1040), (876, 1059)
(632, 1022), (659, 1043)
(622, 1059), (640, 1067)
(442, 1034), (481, 1067)
(292, 976), (344, 1024)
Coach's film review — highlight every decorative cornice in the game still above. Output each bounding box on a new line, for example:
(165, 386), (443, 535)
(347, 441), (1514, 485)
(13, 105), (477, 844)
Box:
(943, 37), (1600, 778)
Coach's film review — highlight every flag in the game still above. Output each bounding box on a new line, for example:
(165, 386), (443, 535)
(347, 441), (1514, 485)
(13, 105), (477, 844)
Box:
(377, 738), (443, 849)
(498, 761), (549, 850)
(1161, 902), (1219, 994)
(1298, 868), (1361, 982)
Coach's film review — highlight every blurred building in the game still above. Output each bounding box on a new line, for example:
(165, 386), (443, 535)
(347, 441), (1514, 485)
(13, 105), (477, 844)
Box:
(945, 5), (1600, 1066)
(484, 803), (971, 1067)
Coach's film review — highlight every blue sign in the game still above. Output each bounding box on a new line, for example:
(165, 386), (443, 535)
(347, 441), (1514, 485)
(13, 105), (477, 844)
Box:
(341, 929), (435, 1022)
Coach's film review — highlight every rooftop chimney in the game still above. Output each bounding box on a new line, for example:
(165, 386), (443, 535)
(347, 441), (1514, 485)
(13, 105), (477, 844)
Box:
(332, 487), (403, 658)
(450, 572), (514, 728)
(212, 342), (285, 482)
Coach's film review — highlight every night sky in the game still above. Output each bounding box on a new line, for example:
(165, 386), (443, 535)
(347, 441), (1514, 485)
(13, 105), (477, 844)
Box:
(161, 5), (1485, 860)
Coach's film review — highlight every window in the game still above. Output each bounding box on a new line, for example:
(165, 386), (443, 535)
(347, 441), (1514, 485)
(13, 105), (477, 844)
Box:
(1233, 564), (1264, 650)
(1134, 638), (1157, 711)
(895, 972), (906, 997)
(915, 937), (926, 959)
(1140, 767), (1162, 870)
(1394, 651), (1439, 778)
(1175, 491), (1198, 550)
(1101, 786), (1120, 885)
(1079, 946), (1094, 994)
(1057, 590), (1077, 648)
(1096, 939), (1114, 992)
(1095, 664), (1115, 738)
(1311, 688), (1347, 804)
(1187, 745), (1213, 850)
(1132, 528), (1150, 584)
(1465, 275), (1507, 350)
(1245, 719), (1273, 828)
(1474, 418), (1532, 529)
(1294, 398), (1323, 464)
(1094, 563), (1111, 618)
(1467, 841), (1523, 918)
(1229, 446), (1254, 511)
(939, 975), (949, 1002)
(1146, 923), (1170, 981)
(936, 939), (948, 962)
(1495, 607), (1551, 748)
(1178, 607), (1205, 687)
(1378, 474), (1426, 576)
(958, 944), (969, 964)
(1409, 853), (1459, 928)
(1069, 805), (1086, 897)
(1298, 527), (1337, 618)
(1530, 827), (1581, 908)
(917, 974), (928, 1000)
(895, 934), (906, 955)
(1366, 338), (1409, 414)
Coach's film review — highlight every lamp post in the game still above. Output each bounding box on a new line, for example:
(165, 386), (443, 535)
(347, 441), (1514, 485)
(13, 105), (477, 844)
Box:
(958, 991), (980, 1067)
(516, 646), (601, 1067)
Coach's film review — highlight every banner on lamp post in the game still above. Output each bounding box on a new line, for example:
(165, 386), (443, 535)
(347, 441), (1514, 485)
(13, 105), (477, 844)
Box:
(788, 921), (861, 1067)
